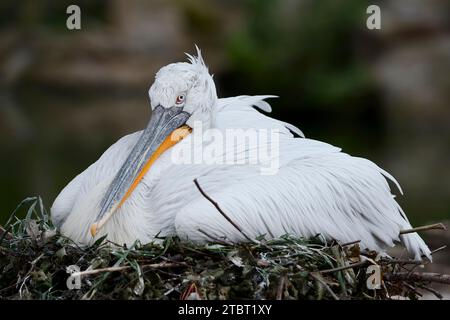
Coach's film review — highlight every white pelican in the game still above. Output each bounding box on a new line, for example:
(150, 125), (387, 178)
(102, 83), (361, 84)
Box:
(51, 47), (431, 260)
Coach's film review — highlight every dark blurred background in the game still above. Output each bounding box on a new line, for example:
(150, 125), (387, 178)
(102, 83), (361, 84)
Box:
(0, 1), (449, 232)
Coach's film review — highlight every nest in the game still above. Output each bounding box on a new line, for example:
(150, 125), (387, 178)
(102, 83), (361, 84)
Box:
(0, 197), (448, 300)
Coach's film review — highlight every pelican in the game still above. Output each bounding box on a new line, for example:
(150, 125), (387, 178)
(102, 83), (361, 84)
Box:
(51, 47), (431, 260)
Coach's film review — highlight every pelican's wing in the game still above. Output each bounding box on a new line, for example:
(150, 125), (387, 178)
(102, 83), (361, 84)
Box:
(50, 170), (87, 228)
(217, 96), (304, 137)
(50, 131), (142, 228)
(174, 96), (431, 260)
(175, 149), (430, 260)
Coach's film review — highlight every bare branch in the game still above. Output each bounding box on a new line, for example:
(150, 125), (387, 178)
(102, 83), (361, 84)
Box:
(73, 262), (186, 278)
(384, 272), (450, 285)
(0, 225), (13, 241)
(402, 281), (422, 297)
(193, 178), (256, 243)
(400, 223), (446, 235)
(430, 245), (447, 256)
(276, 275), (287, 300)
(320, 260), (368, 274)
(384, 259), (425, 266)
(309, 272), (339, 300)
(416, 284), (443, 299)
(197, 228), (230, 246)
(340, 240), (361, 247)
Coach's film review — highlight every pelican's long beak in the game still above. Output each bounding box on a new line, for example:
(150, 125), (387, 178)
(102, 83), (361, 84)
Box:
(90, 105), (192, 237)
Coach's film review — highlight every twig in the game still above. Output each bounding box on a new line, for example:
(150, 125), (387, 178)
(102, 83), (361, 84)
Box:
(75, 265), (129, 277)
(0, 282), (17, 294)
(402, 281), (422, 297)
(197, 228), (230, 246)
(193, 178), (256, 243)
(0, 225), (13, 241)
(309, 272), (339, 300)
(180, 282), (200, 300)
(430, 245), (447, 256)
(0, 246), (28, 257)
(384, 272), (450, 285)
(320, 260), (368, 274)
(416, 283), (443, 299)
(73, 262), (186, 278)
(340, 240), (361, 247)
(276, 275), (287, 300)
(17, 253), (44, 299)
(383, 259), (425, 266)
(400, 223), (446, 235)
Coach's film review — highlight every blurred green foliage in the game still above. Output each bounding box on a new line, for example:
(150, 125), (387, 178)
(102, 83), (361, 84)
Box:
(226, 0), (371, 101)
(219, 0), (382, 155)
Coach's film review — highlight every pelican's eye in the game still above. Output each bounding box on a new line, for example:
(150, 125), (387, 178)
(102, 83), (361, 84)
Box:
(175, 94), (185, 105)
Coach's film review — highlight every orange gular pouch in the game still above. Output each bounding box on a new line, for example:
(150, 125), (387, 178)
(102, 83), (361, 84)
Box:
(90, 105), (192, 236)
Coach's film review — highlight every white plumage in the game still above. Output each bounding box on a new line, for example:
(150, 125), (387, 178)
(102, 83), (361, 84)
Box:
(51, 48), (431, 260)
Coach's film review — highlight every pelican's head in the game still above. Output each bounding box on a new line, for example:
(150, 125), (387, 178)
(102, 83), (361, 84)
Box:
(90, 47), (217, 237)
(149, 47), (217, 129)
